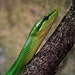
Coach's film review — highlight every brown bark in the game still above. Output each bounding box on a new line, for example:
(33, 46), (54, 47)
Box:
(20, 0), (75, 75)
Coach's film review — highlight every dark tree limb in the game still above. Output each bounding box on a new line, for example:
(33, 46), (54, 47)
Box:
(20, 0), (75, 75)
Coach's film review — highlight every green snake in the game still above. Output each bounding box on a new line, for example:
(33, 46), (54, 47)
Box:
(5, 8), (58, 75)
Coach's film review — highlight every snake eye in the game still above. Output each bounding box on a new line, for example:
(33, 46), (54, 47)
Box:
(43, 16), (49, 20)
(43, 11), (55, 21)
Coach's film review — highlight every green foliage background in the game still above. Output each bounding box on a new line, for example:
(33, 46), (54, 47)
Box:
(0, 0), (75, 75)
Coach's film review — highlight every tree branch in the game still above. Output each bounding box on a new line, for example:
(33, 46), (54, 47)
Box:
(20, 0), (75, 75)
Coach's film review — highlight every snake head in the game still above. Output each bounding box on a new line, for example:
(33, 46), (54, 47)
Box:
(29, 8), (58, 37)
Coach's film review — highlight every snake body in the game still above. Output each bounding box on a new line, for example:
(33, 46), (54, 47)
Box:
(5, 8), (58, 75)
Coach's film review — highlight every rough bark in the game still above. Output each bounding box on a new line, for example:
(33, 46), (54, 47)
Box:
(20, 0), (75, 75)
